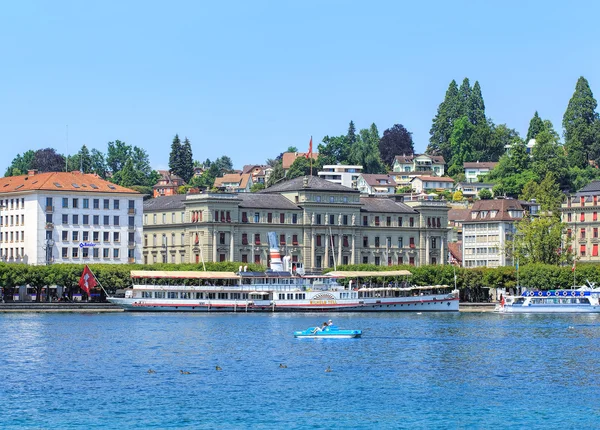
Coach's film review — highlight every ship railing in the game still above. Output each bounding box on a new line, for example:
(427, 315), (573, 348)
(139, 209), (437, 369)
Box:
(131, 284), (303, 292)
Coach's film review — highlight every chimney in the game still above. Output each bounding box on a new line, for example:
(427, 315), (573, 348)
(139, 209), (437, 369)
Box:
(27, 169), (38, 176)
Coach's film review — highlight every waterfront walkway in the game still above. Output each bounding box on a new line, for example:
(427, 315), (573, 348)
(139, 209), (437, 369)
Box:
(0, 302), (496, 312)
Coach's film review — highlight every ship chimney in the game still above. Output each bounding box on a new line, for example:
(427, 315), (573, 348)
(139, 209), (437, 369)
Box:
(267, 232), (284, 271)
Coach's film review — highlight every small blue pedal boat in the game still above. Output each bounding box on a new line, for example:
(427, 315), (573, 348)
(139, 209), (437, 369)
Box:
(293, 325), (362, 339)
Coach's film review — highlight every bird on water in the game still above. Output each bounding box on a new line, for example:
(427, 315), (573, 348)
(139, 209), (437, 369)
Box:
(279, 364), (288, 368)
(147, 369), (156, 374)
(215, 365), (222, 371)
(180, 370), (191, 375)
(325, 366), (332, 373)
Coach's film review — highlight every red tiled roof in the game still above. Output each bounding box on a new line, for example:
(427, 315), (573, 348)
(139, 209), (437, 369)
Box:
(0, 171), (139, 194)
(360, 174), (397, 187)
(282, 152), (319, 170)
(448, 242), (462, 264)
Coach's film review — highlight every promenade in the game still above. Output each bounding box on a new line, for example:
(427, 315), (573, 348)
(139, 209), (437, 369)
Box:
(0, 302), (495, 312)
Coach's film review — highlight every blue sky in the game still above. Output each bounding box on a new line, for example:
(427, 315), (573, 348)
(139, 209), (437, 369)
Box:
(1, 0), (599, 173)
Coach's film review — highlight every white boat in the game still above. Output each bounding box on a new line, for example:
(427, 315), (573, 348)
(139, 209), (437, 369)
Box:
(107, 232), (459, 312)
(495, 287), (600, 313)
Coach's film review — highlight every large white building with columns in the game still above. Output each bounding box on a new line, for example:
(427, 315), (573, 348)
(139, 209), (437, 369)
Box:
(142, 176), (449, 269)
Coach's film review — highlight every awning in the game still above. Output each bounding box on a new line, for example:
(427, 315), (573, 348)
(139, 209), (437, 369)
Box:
(130, 270), (240, 280)
(326, 270), (412, 278)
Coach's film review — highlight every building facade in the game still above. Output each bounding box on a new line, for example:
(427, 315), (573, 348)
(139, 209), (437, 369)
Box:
(392, 154), (446, 176)
(463, 162), (497, 183)
(317, 165), (362, 189)
(356, 174), (397, 195)
(410, 176), (455, 193)
(0, 171), (143, 265)
(561, 181), (600, 263)
(153, 170), (185, 198)
(461, 199), (524, 268)
(142, 176), (450, 269)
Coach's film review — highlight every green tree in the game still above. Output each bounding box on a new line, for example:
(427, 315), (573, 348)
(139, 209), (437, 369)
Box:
(266, 161), (285, 187)
(452, 190), (463, 201)
(179, 137), (194, 183)
(378, 124), (414, 167)
(352, 124), (386, 173)
(317, 135), (349, 166)
(448, 116), (474, 176)
(250, 183), (265, 192)
(116, 159), (138, 187)
(428, 79), (460, 158)
(90, 148), (108, 178)
(106, 140), (132, 174)
(526, 111), (545, 142)
(513, 214), (566, 265)
(563, 76), (600, 168)
(519, 172), (564, 214)
(287, 156), (316, 180)
(67, 145), (93, 173)
(531, 130), (570, 190)
(168, 134), (182, 176)
(346, 121), (357, 147)
(458, 78), (471, 114)
(478, 188), (492, 200)
(4, 150), (35, 176)
(467, 81), (486, 126)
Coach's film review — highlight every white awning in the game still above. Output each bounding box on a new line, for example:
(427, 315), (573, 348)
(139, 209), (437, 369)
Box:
(327, 270), (412, 278)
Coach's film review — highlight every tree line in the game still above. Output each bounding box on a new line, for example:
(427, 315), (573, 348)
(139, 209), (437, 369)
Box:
(2, 262), (599, 302)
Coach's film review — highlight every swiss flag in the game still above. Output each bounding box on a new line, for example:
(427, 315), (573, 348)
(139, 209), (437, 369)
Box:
(305, 136), (313, 159)
(79, 265), (98, 295)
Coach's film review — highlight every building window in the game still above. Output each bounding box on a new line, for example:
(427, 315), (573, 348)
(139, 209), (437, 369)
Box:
(83, 198), (89, 209)
(375, 216), (382, 226)
(292, 214), (298, 224)
(94, 232), (100, 242)
(594, 244), (599, 257)
(267, 213), (273, 223)
(254, 254), (260, 264)
(83, 215), (89, 225)
(62, 231), (68, 241)
(93, 199), (99, 209)
(254, 212), (260, 223)
(114, 216), (119, 226)
(343, 235), (349, 247)
(114, 200), (120, 210)
(374, 237), (380, 248)
(362, 256), (369, 264)
(219, 232), (225, 245)
(292, 234), (298, 245)
(241, 254), (248, 263)
(82, 248), (89, 258)
(103, 248), (109, 258)
(114, 232), (120, 242)
(398, 256), (403, 265)
(581, 228), (586, 239)
(82, 231), (89, 242)
(72, 198), (78, 209)
(219, 254), (226, 262)
(363, 216), (368, 226)
(62, 198), (68, 208)
(62, 248), (68, 258)
(386, 216), (391, 227)
(316, 235), (322, 247)
(374, 256), (380, 266)
(316, 255), (322, 268)
(72, 231), (79, 241)
(280, 213), (285, 224)
(254, 234), (261, 245)
(114, 248), (120, 258)
(431, 238), (437, 249)
(280, 234), (286, 245)
(104, 216), (109, 226)
(594, 212), (598, 222)
(398, 237), (403, 248)
(343, 215), (348, 225)
(329, 214), (335, 225)
(409, 217), (414, 227)
(409, 237), (415, 248)
(568, 213), (572, 222)
(580, 244), (586, 256)
(72, 214), (79, 225)
(104, 232), (110, 242)
(62, 214), (68, 224)
(316, 214), (322, 225)
(72, 247), (79, 258)
(581, 213), (585, 222)
(242, 233), (248, 245)
(242, 212), (248, 223)
(363, 236), (368, 247)
(595, 228), (599, 238)
(93, 215), (99, 225)
(103, 199), (110, 209)
(409, 256), (415, 266)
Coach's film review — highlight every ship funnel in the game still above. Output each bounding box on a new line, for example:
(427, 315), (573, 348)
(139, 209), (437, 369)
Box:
(267, 232), (284, 271)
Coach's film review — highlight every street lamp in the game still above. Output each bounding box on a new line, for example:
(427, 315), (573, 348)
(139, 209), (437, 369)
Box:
(45, 238), (55, 302)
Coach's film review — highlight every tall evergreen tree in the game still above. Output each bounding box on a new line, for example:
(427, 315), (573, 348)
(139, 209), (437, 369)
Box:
(179, 137), (194, 183)
(531, 130), (570, 190)
(378, 124), (414, 167)
(458, 78), (472, 115)
(346, 121), (357, 147)
(448, 116), (474, 176)
(353, 124), (386, 173)
(427, 80), (460, 157)
(526, 111), (545, 142)
(563, 76), (600, 168)
(106, 140), (132, 174)
(467, 81), (486, 126)
(168, 134), (182, 176)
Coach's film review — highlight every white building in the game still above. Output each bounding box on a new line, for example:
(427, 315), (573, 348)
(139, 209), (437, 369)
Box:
(0, 170), (144, 265)
(410, 176), (455, 193)
(463, 161), (498, 183)
(392, 154), (446, 176)
(317, 165), (363, 189)
(462, 199), (524, 268)
(455, 182), (496, 199)
(356, 174), (397, 195)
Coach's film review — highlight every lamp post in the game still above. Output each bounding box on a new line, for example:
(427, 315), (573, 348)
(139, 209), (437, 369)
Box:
(45, 238), (55, 302)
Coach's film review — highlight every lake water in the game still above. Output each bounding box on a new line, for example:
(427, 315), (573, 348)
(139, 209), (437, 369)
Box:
(1, 312), (599, 429)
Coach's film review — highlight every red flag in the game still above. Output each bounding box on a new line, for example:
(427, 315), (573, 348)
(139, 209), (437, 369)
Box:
(572, 260), (576, 272)
(500, 295), (505, 307)
(79, 265), (98, 295)
(305, 136), (313, 159)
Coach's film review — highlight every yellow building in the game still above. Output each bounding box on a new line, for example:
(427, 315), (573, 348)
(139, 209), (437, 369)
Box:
(142, 176), (450, 269)
(561, 181), (600, 262)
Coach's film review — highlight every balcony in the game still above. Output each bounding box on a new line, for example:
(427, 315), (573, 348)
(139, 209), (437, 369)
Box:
(128, 241), (136, 248)
(128, 208), (136, 215)
(128, 225), (136, 231)
(45, 206), (54, 212)
(45, 222), (54, 229)
(409, 243), (415, 248)
(128, 258), (135, 264)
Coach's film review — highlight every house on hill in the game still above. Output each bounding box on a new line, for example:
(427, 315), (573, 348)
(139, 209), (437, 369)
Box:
(213, 173), (253, 193)
(153, 170), (185, 198)
(392, 154), (445, 176)
(356, 174), (397, 195)
(463, 161), (497, 183)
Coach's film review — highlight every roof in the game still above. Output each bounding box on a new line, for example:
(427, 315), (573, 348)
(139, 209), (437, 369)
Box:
(213, 173), (249, 188)
(465, 199), (524, 223)
(143, 195), (187, 211)
(242, 165), (267, 175)
(0, 171), (140, 195)
(411, 176), (455, 182)
(359, 174), (397, 187)
(463, 162), (498, 169)
(577, 180), (600, 193)
(327, 270), (412, 278)
(237, 193), (301, 210)
(359, 196), (418, 213)
(282, 152), (319, 170)
(448, 208), (471, 222)
(157, 170), (183, 182)
(262, 175), (358, 194)
(448, 242), (462, 264)
(394, 154), (446, 164)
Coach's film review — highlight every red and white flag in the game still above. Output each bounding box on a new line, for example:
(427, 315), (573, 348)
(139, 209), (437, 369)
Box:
(572, 260), (576, 272)
(79, 265), (98, 295)
(305, 136), (313, 159)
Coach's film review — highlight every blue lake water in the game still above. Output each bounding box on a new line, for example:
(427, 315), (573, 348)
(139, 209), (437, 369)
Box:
(1, 312), (600, 429)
